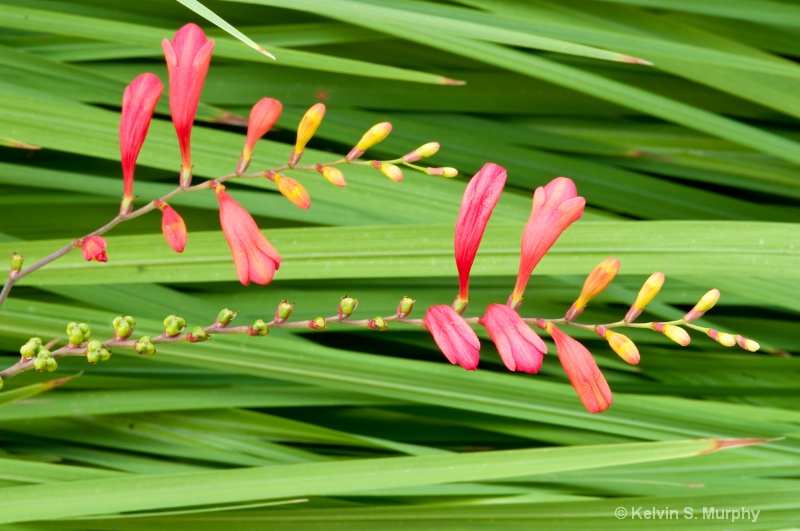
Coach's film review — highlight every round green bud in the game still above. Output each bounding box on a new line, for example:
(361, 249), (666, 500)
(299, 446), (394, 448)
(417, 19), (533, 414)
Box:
(275, 300), (294, 323)
(217, 308), (237, 326)
(46, 357), (58, 372)
(249, 319), (269, 336)
(163, 315), (186, 337)
(338, 296), (357, 318)
(397, 296), (415, 318)
(135, 336), (156, 356)
(188, 326), (210, 343)
(20, 337), (42, 359)
(85, 340), (110, 364)
(309, 317), (327, 331)
(10, 252), (23, 272)
(67, 322), (90, 346)
(369, 316), (388, 331)
(112, 315), (135, 339)
(34, 349), (54, 372)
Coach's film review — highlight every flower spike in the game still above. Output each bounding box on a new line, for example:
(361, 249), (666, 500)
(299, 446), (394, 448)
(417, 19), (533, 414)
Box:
(510, 177), (585, 309)
(238, 97), (283, 174)
(480, 303), (546, 373)
(119, 73), (163, 214)
(453, 163), (507, 312)
(424, 305), (480, 371)
(162, 23), (214, 186)
(213, 182), (281, 285)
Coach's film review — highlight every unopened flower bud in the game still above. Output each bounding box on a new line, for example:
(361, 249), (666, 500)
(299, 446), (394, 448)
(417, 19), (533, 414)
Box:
(248, 319), (269, 336)
(735, 335), (760, 352)
(187, 326), (210, 343)
(85, 339), (111, 364)
(309, 317), (327, 331)
(347, 122), (392, 160)
(338, 296), (358, 318)
(707, 328), (736, 347)
(135, 336), (155, 356)
(112, 315), (135, 340)
(20, 337), (42, 359)
(275, 300), (294, 324)
(289, 103), (325, 166)
(371, 161), (402, 182)
(216, 308), (237, 326)
(684, 289), (720, 322)
(452, 297), (468, 315)
(368, 316), (388, 331)
(34, 349), (56, 372)
(596, 326), (639, 364)
(155, 201), (187, 253)
(10, 252), (22, 278)
(625, 272), (665, 322)
(274, 173), (311, 209)
(67, 322), (91, 347)
(240, 97), (283, 173)
(425, 167), (458, 178)
(653, 322), (690, 346)
(402, 142), (440, 163)
(397, 296), (415, 318)
(566, 258), (620, 321)
(163, 315), (186, 337)
(316, 165), (346, 187)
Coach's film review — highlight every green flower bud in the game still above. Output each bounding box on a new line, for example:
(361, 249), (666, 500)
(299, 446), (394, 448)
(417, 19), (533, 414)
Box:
(112, 315), (135, 340)
(34, 349), (56, 372)
(275, 300), (294, 324)
(188, 326), (210, 343)
(216, 308), (237, 326)
(85, 339), (110, 364)
(20, 337), (42, 359)
(309, 317), (327, 331)
(163, 315), (186, 337)
(135, 336), (156, 356)
(249, 319), (269, 336)
(338, 296), (357, 318)
(397, 296), (415, 318)
(369, 316), (388, 331)
(66, 322), (91, 346)
(10, 252), (23, 277)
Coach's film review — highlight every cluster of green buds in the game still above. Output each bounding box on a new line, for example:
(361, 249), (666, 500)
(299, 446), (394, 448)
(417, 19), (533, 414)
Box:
(20, 338), (58, 373)
(112, 315), (135, 340)
(163, 315), (186, 337)
(85, 340), (111, 364)
(66, 322), (91, 347)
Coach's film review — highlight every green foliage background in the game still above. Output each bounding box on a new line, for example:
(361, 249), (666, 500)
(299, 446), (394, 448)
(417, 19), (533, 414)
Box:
(0, 0), (798, 527)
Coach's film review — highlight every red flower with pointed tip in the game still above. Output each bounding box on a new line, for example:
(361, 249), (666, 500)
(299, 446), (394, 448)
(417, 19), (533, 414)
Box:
(156, 200), (187, 253)
(453, 163), (506, 311)
(510, 177), (585, 308)
(79, 236), (108, 263)
(480, 303), (546, 374)
(238, 98), (283, 174)
(424, 305), (480, 371)
(162, 23), (214, 185)
(119, 73), (163, 214)
(546, 322), (612, 414)
(213, 183), (281, 285)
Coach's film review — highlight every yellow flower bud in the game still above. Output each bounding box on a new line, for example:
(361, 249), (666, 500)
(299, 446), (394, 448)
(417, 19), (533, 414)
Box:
(426, 167), (459, 178)
(683, 289), (720, 322)
(289, 103), (325, 166)
(347, 122), (392, 160)
(604, 329), (640, 365)
(653, 323), (690, 346)
(625, 272), (665, 322)
(735, 335), (760, 352)
(274, 173), (311, 209)
(566, 258), (620, 320)
(372, 161), (402, 182)
(317, 165), (346, 187)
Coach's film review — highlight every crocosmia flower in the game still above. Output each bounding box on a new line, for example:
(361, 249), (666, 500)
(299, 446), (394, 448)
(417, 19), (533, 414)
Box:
(162, 23), (214, 186)
(510, 177), (585, 309)
(424, 305), (480, 371)
(546, 322), (612, 414)
(156, 200), (187, 253)
(119, 73), (163, 214)
(481, 303), (546, 374)
(453, 163), (506, 312)
(213, 183), (281, 285)
(238, 97), (283, 174)
(79, 236), (108, 263)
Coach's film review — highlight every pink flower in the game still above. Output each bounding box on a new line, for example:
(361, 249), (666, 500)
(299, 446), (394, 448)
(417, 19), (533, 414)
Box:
(238, 98), (283, 174)
(480, 303), (546, 374)
(424, 305), (480, 371)
(119, 73), (163, 214)
(79, 236), (108, 262)
(162, 23), (214, 186)
(546, 322), (612, 414)
(156, 200), (187, 253)
(510, 177), (585, 308)
(453, 163), (506, 311)
(213, 183), (281, 285)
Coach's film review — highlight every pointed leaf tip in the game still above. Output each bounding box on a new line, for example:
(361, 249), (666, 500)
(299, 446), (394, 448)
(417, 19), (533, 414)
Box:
(443, 77), (466, 86)
(701, 437), (776, 454)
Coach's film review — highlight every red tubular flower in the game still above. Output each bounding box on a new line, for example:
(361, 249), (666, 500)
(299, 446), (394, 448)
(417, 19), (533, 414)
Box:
(162, 23), (214, 186)
(453, 163), (507, 312)
(119, 73), (163, 214)
(156, 200), (187, 253)
(213, 183), (281, 285)
(424, 305), (480, 371)
(238, 98), (283, 174)
(510, 177), (585, 309)
(79, 236), (108, 263)
(480, 303), (546, 374)
(546, 322), (612, 414)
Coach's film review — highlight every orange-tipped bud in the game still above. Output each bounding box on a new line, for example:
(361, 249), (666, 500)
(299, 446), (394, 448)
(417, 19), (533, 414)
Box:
(274, 173), (311, 209)
(653, 322), (690, 346)
(426, 167), (458, 178)
(156, 200), (187, 253)
(596, 325), (639, 364)
(683, 288), (720, 322)
(371, 161), (403, 182)
(289, 103), (325, 166)
(566, 258), (620, 320)
(625, 272), (665, 322)
(316, 164), (346, 187)
(735, 335), (760, 352)
(239, 97), (283, 173)
(347, 122), (392, 160)
(402, 142), (440, 163)
(707, 328), (736, 347)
